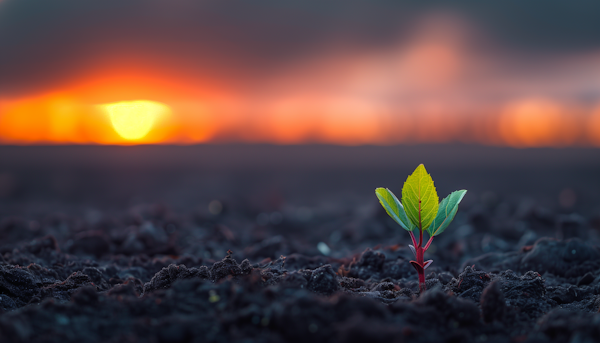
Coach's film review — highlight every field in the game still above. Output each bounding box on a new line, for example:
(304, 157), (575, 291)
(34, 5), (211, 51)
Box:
(1, 145), (600, 342)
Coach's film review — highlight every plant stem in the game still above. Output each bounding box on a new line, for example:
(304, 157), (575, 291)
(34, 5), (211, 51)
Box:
(417, 228), (425, 292)
(409, 231), (417, 248)
(424, 235), (434, 251)
(414, 199), (426, 292)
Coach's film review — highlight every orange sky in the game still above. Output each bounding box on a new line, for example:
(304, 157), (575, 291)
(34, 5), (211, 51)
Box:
(2, 86), (599, 147)
(1, 13), (600, 147)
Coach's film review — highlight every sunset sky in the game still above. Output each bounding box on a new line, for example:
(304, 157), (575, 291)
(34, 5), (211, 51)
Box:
(1, 0), (600, 146)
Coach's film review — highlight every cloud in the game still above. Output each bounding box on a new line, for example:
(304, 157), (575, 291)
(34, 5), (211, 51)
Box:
(2, 0), (600, 97)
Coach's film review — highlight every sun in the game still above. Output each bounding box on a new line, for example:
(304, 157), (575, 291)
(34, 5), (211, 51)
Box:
(101, 100), (170, 140)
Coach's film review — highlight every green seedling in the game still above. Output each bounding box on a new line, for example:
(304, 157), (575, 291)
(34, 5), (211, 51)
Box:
(376, 164), (467, 292)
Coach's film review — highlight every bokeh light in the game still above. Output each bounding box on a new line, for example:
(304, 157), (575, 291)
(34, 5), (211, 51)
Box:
(588, 104), (600, 146)
(498, 99), (580, 147)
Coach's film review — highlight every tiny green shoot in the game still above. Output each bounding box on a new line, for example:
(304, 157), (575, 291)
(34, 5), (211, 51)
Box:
(376, 164), (467, 292)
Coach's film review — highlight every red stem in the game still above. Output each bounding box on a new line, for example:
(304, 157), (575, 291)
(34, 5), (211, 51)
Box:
(409, 231), (417, 248)
(417, 250), (425, 290)
(417, 232), (425, 292)
(417, 205), (426, 292)
(424, 235), (434, 251)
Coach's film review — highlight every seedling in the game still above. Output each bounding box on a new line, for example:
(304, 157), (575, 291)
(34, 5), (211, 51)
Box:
(376, 164), (467, 292)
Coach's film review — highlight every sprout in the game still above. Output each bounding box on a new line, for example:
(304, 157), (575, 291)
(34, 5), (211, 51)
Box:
(376, 164), (467, 292)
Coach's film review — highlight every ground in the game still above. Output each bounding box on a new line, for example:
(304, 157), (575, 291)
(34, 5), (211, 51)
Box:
(1, 145), (600, 343)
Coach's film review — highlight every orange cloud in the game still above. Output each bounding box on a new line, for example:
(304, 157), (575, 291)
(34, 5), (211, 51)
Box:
(498, 99), (581, 147)
(588, 104), (600, 146)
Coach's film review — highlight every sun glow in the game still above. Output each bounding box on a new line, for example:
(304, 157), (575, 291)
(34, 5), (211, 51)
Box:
(101, 100), (170, 140)
(498, 99), (580, 147)
(2, 15), (600, 147)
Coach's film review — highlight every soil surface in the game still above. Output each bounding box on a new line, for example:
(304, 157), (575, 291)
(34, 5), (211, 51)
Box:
(1, 145), (600, 343)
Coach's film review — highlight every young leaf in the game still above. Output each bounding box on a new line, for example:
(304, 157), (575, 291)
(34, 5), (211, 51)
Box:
(401, 164), (439, 230)
(375, 188), (415, 231)
(426, 190), (467, 236)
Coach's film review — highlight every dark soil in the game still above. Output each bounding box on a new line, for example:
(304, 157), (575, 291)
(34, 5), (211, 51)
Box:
(1, 145), (600, 343)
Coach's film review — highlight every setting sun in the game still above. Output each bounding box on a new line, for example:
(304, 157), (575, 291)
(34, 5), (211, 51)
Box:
(101, 100), (170, 140)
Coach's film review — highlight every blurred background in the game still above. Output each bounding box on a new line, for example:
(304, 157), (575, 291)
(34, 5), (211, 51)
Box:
(1, 1), (600, 259)
(2, 0), (600, 146)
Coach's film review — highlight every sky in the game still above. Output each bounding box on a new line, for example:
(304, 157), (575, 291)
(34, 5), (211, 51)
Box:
(1, 0), (600, 146)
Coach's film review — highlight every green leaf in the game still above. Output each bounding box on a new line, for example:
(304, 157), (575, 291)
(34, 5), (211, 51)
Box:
(375, 188), (416, 231)
(401, 164), (439, 230)
(426, 190), (467, 236)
